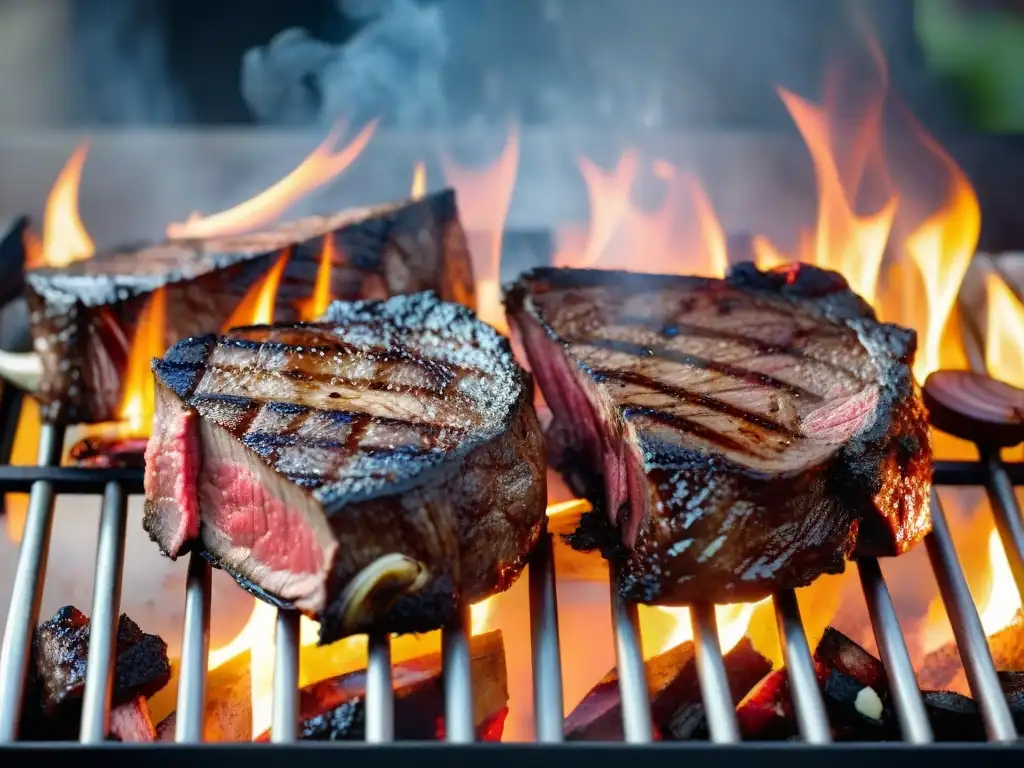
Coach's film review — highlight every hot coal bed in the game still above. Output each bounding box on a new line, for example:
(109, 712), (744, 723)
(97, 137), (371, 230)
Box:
(0, 199), (1022, 766)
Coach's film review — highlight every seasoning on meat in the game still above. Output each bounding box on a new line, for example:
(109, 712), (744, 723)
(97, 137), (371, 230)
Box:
(506, 262), (932, 606)
(144, 291), (547, 643)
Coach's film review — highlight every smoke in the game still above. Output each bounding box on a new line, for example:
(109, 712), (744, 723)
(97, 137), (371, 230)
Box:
(240, 0), (953, 134)
(71, 0), (190, 125)
(242, 0), (448, 129)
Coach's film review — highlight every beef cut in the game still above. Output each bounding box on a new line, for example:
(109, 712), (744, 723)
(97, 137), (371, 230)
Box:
(505, 263), (931, 605)
(144, 291), (547, 643)
(26, 189), (474, 424)
(19, 605), (170, 741)
(32, 605), (171, 716)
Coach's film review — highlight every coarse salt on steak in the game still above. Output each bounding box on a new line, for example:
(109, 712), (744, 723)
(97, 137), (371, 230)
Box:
(143, 291), (547, 643)
(505, 262), (931, 605)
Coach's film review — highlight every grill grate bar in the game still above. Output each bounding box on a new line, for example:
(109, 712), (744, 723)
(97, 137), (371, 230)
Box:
(925, 489), (1018, 742)
(174, 552), (211, 743)
(609, 566), (654, 743)
(857, 557), (933, 743)
(529, 535), (566, 743)
(0, 422), (65, 742)
(271, 610), (300, 743)
(690, 603), (740, 743)
(442, 604), (476, 743)
(980, 449), (1024, 604)
(773, 590), (831, 744)
(79, 481), (128, 744)
(365, 632), (394, 742)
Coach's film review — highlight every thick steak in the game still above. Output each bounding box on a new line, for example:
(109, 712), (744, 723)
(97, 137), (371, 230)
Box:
(505, 263), (931, 605)
(26, 189), (474, 424)
(144, 292), (547, 643)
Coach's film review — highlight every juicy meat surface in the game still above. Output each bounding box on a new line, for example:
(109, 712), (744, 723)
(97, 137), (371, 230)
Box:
(505, 263), (931, 605)
(26, 189), (474, 424)
(144, 291), (547, 643)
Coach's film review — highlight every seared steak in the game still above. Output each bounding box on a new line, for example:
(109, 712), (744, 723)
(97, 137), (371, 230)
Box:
(144, 291), (547, 643)
(505, 263), (931, 605)
(26, 189), (474, 424)
(31, 605), (171, 716)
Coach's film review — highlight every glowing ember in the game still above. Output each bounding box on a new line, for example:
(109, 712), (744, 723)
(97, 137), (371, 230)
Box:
(34, 142), (94, 269)
(4, 397), (40, 543)
(166, 121), (378, 240)
(441, 126), (519, 334)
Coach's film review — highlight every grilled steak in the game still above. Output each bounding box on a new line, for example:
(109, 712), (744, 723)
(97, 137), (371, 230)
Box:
(26, 189), (474, 424)
(144, 291), (547, 643)
(31, 605), (171, 716)
(505, 263), (931, 605)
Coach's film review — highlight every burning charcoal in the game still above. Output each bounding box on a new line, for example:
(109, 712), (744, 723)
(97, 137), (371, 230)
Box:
(22, 190), (473, 424)
(814, 627), (888, 691)
(255, 630), (508, 742)
(921, 610), (1024, 691)
(736, 668), (796, 740)
(30, 605), (171, 717)
(565, 637), (771, 741)
(108, 696), (157, 743)
(68, 435), (148, 469)
(154, 650), (252, 743)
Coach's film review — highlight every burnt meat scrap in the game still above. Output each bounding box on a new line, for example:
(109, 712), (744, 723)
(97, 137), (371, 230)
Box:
(23, 605), (170, 741)
(26, 189), (474, 424)
(144, 291), (547, 643)
(506, 263), (931, 606)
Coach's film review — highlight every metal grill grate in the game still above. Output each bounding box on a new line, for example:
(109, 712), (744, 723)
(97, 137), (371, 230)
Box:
(0, 403), (1021, 751)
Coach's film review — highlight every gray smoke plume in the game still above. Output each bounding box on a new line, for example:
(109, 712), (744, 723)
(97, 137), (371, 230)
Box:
(242, 0), (448, 129)
(71, 0), (190, 125)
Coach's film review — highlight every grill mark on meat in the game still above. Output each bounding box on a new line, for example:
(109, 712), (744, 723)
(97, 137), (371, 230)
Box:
(568, 336), (824, 403)
(145, 291), (548, 642)
(623, 406), (758, 456)
(590, 368), (800, 438)
(505, 264), (932, 608)
(615, 317), (862, 380)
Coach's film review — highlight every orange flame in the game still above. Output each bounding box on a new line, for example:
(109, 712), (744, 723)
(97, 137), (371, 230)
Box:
(222, 250), (291, 330)
(441, 126), (520, 333)
(118, 288), (167, 434)
(35, 142), (95, 268)
(4, 397), (41, 543)
(166, 122), (378, 240)
(553, 153), (727, 279)
(298, 239), (335, 322)
(209, 593), (494, 739)
(984, 272), (1024, 389)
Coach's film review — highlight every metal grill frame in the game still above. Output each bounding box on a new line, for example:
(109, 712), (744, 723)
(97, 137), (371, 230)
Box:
(0, 393), (1022, 757)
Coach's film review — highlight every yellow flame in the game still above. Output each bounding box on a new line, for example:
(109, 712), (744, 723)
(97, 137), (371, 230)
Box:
(984, 271), (1024, 389)
(40, 143), (94, 268)
(167, 122), (378, 240)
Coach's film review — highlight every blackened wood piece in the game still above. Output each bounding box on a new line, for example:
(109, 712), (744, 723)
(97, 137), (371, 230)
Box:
(68, 435), (148, 468)
(0, 216), (29, 309)
(924, 370), (1024, 447)
(253, 629), (508, 742)
(25, 189), (474, 423)
(564, 637), (771, 741)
